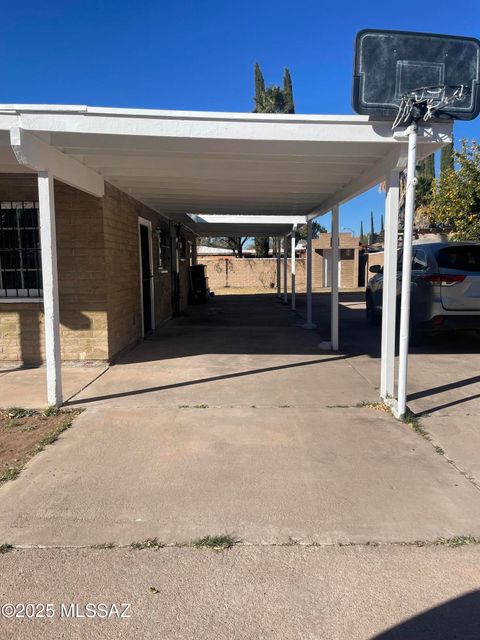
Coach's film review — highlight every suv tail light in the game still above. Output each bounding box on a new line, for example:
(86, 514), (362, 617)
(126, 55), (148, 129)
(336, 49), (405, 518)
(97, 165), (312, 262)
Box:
(422, 274), (466, 286)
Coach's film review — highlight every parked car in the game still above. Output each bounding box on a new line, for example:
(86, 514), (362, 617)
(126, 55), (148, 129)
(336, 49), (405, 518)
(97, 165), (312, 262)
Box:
(366, 242), (480, 339)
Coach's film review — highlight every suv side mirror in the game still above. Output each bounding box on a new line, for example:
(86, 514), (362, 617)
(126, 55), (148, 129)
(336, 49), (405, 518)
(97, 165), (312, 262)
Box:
(369, 264), (382, 274)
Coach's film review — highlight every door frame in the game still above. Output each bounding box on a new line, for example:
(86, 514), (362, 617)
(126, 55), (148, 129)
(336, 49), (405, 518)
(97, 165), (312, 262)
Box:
(138, 217), (155, 337)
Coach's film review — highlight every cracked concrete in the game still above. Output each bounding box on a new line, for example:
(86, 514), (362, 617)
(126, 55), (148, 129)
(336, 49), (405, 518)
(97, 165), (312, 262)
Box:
(1, 293), (480, 638)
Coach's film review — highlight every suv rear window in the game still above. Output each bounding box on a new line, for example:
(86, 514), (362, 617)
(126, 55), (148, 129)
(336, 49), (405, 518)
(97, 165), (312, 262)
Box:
(436, 246), (480, 272)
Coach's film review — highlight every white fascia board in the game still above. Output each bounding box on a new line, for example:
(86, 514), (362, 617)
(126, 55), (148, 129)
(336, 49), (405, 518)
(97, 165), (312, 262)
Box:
(188, 214), (307, 225)
(10, 128), (104, 197)
(0, 104), (371, 123)
(0, 104), (87, 113)
(17, 112), (406, 145)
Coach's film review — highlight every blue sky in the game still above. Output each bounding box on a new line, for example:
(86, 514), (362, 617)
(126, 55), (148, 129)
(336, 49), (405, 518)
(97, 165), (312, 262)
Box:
(3, 0), (480, 235)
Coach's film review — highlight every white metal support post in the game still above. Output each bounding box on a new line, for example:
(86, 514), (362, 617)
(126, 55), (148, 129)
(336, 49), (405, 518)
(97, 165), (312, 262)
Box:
(302, 219), (316, 329)
(37, 171), (62, 406)
(331, 205), (339, 350)
(396, 124), (418, 418)
(380, 169), (400, 401)
(283, 235), (288, 303)
(291, 227), (297, 311)
(276, 237), (281, 298)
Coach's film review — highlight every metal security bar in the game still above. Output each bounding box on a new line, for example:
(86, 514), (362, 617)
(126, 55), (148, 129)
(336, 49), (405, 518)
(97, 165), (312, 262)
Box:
(0, 201), (42, 298)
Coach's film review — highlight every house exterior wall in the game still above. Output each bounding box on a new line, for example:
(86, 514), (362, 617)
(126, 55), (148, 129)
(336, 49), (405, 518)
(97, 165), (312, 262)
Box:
(0, 174), (109, 365)
(0, 174), (194, 366)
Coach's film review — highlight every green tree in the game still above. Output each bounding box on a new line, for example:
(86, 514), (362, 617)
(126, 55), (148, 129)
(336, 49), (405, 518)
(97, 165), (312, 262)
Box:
(380, 214), (384, 233)
(283, 68), (295, 114)
(253, 63), (295, 114)
(254, 237), (270, 257)
(296, 221), (327, 242)
(255, 86), (287, 113)
(416, 153), (436, 209)
(254, 62), (265, 111)
(426, 139), (480, 240)
(370, 211), (375, 240)
(440, 141), (454, 175)
(360, 220), (365, 243)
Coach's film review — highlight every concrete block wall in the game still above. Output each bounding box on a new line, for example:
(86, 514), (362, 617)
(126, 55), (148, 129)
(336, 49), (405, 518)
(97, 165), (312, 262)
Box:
(200, 245), (360, 292)
(201, 257), (307, 292)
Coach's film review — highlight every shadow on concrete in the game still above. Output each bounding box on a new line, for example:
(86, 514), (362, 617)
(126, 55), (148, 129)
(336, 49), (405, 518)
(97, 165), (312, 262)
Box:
(67, 353), (349, 406)
(69, 292), (480, 413)
(372, 590), (480, 639)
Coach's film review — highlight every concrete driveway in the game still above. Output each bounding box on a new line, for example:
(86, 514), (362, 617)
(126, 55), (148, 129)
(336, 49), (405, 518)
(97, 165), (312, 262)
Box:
(1, 293), (480, 547)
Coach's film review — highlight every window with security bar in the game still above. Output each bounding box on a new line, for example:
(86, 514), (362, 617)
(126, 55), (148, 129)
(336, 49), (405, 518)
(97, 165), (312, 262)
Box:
(0, 201), (43, 298)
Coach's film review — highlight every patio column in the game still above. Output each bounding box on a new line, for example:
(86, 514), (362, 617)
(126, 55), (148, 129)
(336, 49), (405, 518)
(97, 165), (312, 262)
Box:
(302, 219), (316, 329)
(37, 171), (63, 406)
(276, 237), (281, 298)
(283, 235), (288, 303)
(291, 227), (297, 311)
(380, 169), (400, 401)
(331, 205), (339, 350)
(397, 124), (418, 418)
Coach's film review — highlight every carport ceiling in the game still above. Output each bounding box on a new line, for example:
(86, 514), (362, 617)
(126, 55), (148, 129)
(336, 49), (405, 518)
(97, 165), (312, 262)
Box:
(0, 106), (452, 234)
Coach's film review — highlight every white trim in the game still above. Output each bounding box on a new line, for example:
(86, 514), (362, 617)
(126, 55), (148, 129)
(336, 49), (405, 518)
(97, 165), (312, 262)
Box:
(138, 217), (155, 337)
(10, 127), (104, 197)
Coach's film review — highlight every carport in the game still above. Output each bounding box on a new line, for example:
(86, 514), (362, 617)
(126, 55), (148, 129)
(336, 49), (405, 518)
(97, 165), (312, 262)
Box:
(0, 105), (452, 410)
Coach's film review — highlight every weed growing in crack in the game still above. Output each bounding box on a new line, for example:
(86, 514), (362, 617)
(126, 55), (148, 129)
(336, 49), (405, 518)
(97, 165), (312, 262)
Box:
(356, 401), (392, 414)
(191, 534), (237, 550)
(0, 543), (13, 554)
(433, 535), (479, 547)
(130, 538), (165, 550)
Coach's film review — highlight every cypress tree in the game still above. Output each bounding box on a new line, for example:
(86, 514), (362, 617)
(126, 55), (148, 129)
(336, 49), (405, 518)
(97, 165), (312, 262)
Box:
(440, 141), (454, 174)
(370, 211), (375, 239)
(381, 214), (384, 233)
(360, 220), (365, 243)
(254, 63), (265, 113)
(416, 153), (436, 209)
(283, 68), (295, 114)
(418, 154), (435, 180)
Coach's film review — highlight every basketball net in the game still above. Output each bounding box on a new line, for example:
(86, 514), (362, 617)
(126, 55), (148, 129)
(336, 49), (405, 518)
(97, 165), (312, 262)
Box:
(392, 84), (470, 129)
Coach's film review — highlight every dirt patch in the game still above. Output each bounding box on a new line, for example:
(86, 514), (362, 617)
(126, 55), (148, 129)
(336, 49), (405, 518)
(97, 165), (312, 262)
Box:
(0, 408), (81, 484)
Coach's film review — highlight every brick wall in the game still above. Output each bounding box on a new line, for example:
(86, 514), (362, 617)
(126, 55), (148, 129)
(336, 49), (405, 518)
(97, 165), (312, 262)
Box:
(200, 257), (307, 292)
(0, 174), (109, 365)
(0, 174), (194, 366)
(200, 245), (360, 292)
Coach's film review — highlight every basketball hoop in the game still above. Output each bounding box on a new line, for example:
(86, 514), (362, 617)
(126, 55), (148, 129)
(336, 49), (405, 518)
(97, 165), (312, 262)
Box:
(351, 29), (480, 419)
(392, 84), (471, 128)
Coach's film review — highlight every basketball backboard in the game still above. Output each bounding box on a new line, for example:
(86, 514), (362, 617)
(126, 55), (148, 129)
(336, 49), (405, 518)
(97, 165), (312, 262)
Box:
(352, 29), (480, 121)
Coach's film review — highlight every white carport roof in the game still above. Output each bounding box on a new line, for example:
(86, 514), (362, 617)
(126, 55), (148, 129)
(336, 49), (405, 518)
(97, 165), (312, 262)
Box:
(0, 103), (453, 411)
(0, 104), (452, 237)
